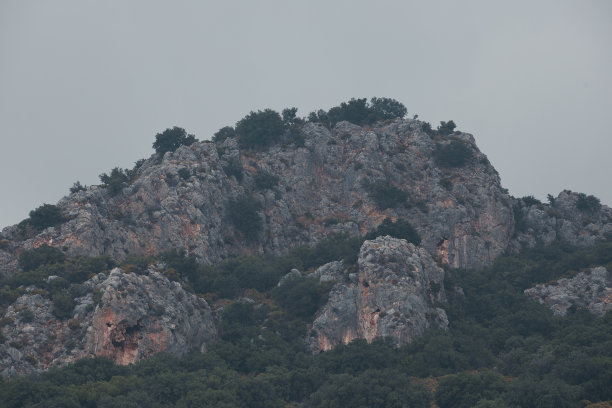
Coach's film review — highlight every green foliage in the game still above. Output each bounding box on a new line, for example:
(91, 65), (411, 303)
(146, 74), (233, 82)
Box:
(99, 167), (129, 195)
(235, 109), (286, 149)
(69, 181), (86, 194)
(253, 170), (279, 190)
(308, 97), (407, 127)
(435, 140), (473, 167)
(273, 277), (330, 319)
(521, 195), (541, 207)
(363, 179), (409, 209)
(177, 168), (191, 181)
(222, 157), (243, 181)
(421, 122), (434, 135)
(19, 245), (66, 272)
(576, 193), (601, 213)
(24, 204), (66, 230)
(152, 126), (197, 155)
(437, 120), (457, 135)
(51, 289), (75, 319)
(365, 217), (421, 245)
(212, 126), (236, 143)
(227, 195), (262, 241)
(435, 372), (508, 408)
(282, 107), (303, 125)
(370, 97), (408, 120)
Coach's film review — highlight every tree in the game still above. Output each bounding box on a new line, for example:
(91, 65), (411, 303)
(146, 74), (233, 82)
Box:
(27, 204), (66, 230)
(370, 97), (407, 120)
(437, 120), (457, 135)
(99, 167), (129, 195)
(152, 126), (197, 155)
(235, 109), (285, 149)
(227, 195), (263, 241)
(435, 140), (473, 167)
(213, 126), (236, 143)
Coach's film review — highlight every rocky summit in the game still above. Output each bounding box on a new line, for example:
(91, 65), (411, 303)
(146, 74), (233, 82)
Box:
(1, 115), (611, 376)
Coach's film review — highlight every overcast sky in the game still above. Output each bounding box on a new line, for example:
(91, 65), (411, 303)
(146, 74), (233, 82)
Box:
(1, 0), (611, 229)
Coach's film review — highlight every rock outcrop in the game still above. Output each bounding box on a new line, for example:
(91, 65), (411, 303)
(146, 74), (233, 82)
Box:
(0, 119), (518, 272)
(511, 191), (612, 251)
(524, 266), (612, 317)
(307, 236), (448, 352)
(0, 266), (216, 377)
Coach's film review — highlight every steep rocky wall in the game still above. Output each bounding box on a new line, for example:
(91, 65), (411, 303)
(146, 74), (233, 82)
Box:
(0, 119), (518, 271)
(0, 266), (216, 377)
(307, 237), (448, 352)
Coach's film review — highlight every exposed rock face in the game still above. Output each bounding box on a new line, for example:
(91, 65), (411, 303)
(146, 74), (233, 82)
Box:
(0, 266), (216, 377)
(511, 191), (612, 251)
(307, 237), (448, 352)
(0, 119), (518, 271)
(524, 266), (612, 317)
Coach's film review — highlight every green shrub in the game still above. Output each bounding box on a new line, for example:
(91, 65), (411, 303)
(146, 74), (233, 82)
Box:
(178, 168), (191, 180)
(223, 157), (244, 181)
(365, 217), (421, 245)
(435, 140), (473, 167)
(521, 195), (541, 207)
(99, 167), (129, 195)
(363, 180), (409, 209)
(437, 120), (457, 135)
(421, 122), (434, 135)
(69, 181), (86, 194)
(370, 97), (407, 120)
(576, 193), (601, 213)
(213, 126), (236, 143)
(236, 109), (286, 149)
(308, 97), (407, 127)
(0, 239), (9, 251)
(439, 177), (453, 190)
(18, 309), (35, 323)
(227, 195), (263, 241)
(52, 289), (75, 319)
(152, 126), (197, 155)
(273, 277), (331, 319)
(25, 204), (66, 230)
(254, 170), (279, 190)
(19, 245), (66, 272)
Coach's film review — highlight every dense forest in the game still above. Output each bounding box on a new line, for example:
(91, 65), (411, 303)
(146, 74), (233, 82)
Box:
(1, 233), (611, 407)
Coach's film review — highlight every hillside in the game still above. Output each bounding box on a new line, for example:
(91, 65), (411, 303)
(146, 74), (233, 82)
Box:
(1, 99), (611, 406)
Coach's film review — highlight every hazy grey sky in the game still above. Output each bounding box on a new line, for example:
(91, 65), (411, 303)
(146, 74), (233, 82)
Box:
(1, 0), (611, 229)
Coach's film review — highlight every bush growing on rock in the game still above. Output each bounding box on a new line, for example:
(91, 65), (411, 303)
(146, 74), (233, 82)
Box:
(213, 126), (236, 143)
(308, 97), (407, 127)
(23, 204), (66, 231)
(576, 193), (601, 213)
(19, 245), (66, 272)
(365, 217), (421, 245)
(437, 120), (457, 135)
(435, 140), (473, 167)
(152, 126), (197, 155)
(223, 157), (244, 182)
(363, 180), (409, 209)
(253, 170), (279, 190)
(99, 167), (129, 195)
(227, 195), (263, 241)
(235, 109), (286, 150)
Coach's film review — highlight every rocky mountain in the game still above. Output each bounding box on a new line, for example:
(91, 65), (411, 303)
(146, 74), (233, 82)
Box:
(0, 265), (216, 377)
(1, 114), (611, 376)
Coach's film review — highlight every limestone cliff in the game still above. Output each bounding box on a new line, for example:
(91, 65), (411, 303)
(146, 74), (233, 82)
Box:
(307, 236), (448, 352)
(0, 119), (520, 272)
(0, 266), (216, 377)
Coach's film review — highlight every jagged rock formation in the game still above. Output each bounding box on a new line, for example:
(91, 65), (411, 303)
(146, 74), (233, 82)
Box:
(525, 266), (612, 316)
(511, 190), (612, 251)
(0, 119), (517, 272)
(307, 236), (448, 352)
(0, 266), (216, 377)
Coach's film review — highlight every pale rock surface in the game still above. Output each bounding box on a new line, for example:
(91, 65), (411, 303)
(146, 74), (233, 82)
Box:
(0, 266), (216, 377)
(307, 237), (448, 352)
(524, 266), (612, 316)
